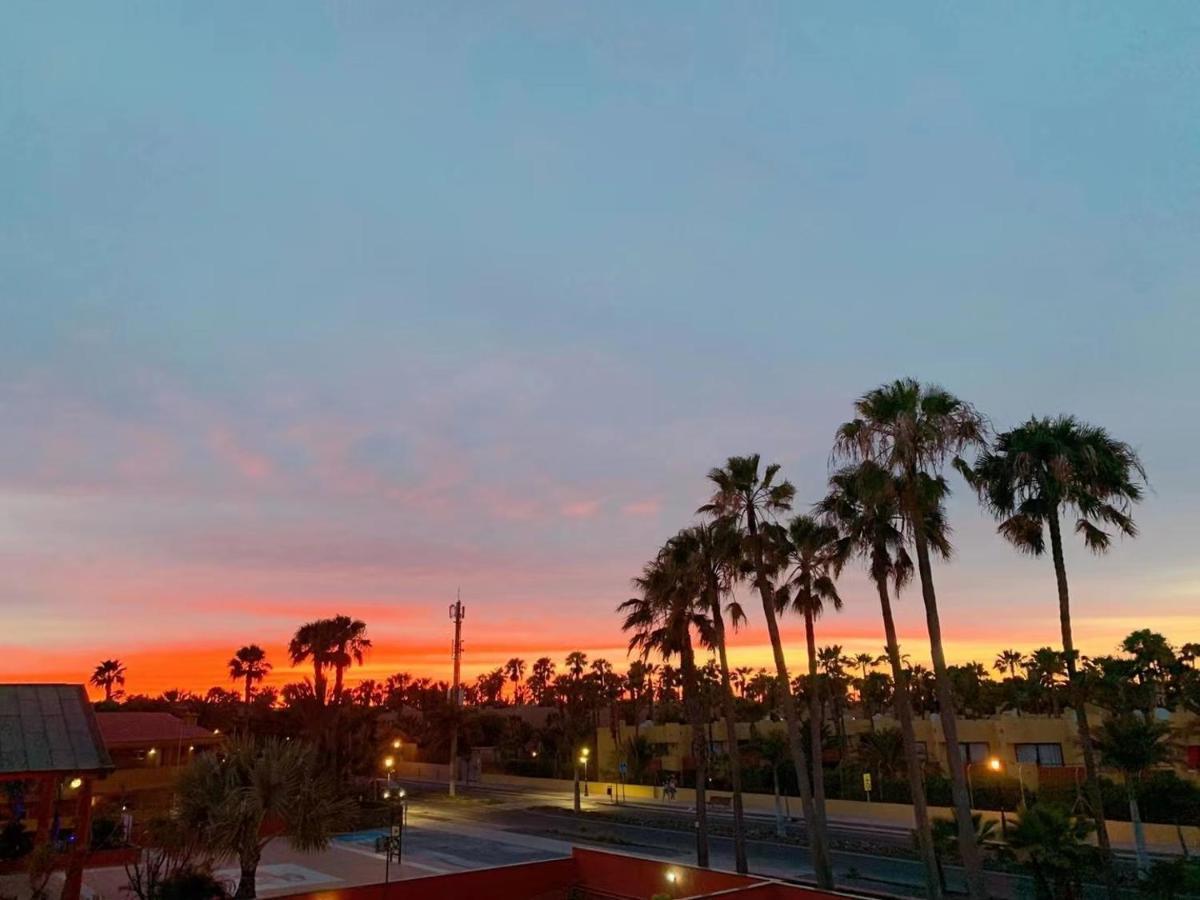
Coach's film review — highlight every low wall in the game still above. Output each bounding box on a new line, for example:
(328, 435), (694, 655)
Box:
(277, 857), (576, 900)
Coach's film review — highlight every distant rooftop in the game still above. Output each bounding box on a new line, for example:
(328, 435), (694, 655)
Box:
(0, 684), (115, 776)
(95, 712), (219, 746)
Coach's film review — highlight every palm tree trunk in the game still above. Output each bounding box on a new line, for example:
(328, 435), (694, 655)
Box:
(910, 524), (986, 900)
(680, 636), (710, 868)
(1128, 781), (1148, 874)
(746, 510), (834, 890)
(245, 674), (252, 706)
(773, 766), (785, 837)
(875, 565), (943, 900)
(235, 844), (261, 899)
(708, 589), (749, 873)
(803, 609), (831, 867)
(1047, 511), (1118, 899)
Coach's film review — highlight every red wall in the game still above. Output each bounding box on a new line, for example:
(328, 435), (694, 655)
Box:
(571, 848), (753, 898)
(278, 857), (576, 900)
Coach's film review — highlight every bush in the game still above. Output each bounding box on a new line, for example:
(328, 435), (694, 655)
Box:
(91, 816), (125, 850)
(1139, 858), (1200, 899)
(153, 868), (229, 900)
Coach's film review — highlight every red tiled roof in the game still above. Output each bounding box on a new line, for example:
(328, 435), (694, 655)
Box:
(95, 712), (219, 746)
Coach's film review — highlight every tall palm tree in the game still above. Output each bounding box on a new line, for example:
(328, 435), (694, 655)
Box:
(90, 659), (127, 702)
(994, 649), (1026, 680)
(670, 521), (750, 873)
(288, 620), (335, 706)
(326, 615), (371, 704)
(565, 651), (588, 680)
(778, 515), (843, 862)
(176, 737), (354, 898)
(834, 378), (988, 900)
(1094, 714), (1172, 875)
(619, 548), (715, 868)
(504, 658), (527, 704)
(964, 414), (1145, 895)
(817, 462), (942, 900)
(700, 455), (833, 890)
(228, 645), (272, 705)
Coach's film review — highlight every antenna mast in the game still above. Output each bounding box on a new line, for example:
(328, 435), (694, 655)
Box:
(448, 590), (465, 796)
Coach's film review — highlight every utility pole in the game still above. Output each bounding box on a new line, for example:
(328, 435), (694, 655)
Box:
(448, 591), (464, 797)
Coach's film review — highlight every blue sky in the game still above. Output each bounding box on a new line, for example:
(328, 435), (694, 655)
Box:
(1, 4), (1197, 691)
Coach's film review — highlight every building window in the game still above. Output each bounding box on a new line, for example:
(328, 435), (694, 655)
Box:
(959, 742), (990, 764)
(1015, 743), (1065, 767)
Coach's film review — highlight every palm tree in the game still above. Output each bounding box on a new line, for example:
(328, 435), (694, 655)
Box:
(669, 521), (750, 872)
(326, 615), (370, 703)
(778, 514), (843, 861)
(619, 548), (715, 868)
(504, 658), (527, 704)
(930, 815), (998, 896)
(993, 649), (1025, 680)
(528, 657), (556, 706)
(228, 645), (272, 705)
(288, 620), (335, 706)
(90, 659), (127, 702)
(700, 454), (834, 890)
(754, 729), (792, 837)
(817, 461), (942, 899)
(565, 651), (588, 680)
(1007, 803), (1096, 900)
(834, 378), (988, 900)
(1095, 714), (1172, 875)
(175, 737), (354, 898)
(964, 415), (1146, 895)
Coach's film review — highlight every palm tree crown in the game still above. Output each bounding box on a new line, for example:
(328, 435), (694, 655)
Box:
(963, 415), (1145, 556)
(229, 645), (272, 704)
(90, 659), (128, 702)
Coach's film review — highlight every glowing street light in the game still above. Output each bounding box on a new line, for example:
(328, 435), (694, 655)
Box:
(987, 756), (1002, 772)
(69, 777), (83, 790)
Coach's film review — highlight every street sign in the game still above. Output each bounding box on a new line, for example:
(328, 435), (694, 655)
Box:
(390, 824), (400, 838)
(862, 773), (872, 792)
(618, 762), (627, 775)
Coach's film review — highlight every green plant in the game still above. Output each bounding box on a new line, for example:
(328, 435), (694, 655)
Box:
(1006, 803), (1098, 900)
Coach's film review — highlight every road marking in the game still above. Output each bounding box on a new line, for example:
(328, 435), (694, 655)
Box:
(331, 839), (451, 874)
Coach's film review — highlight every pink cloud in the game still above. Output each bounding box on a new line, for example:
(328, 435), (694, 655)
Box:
(561, 499), (602, 518)
(208, 425), (274, 481)
(621, 497), (661, 517)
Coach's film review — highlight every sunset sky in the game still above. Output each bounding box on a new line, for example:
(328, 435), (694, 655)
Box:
(2, 5), (1198, 699)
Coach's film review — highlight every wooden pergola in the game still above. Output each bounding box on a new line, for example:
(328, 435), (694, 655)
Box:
(0, 684), (115, 900)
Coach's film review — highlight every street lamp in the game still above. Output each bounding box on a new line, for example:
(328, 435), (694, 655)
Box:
(985, 756), (1009, 840)
(581, 747), (590, 798)
(380, 788), (406, 897)
(383, 755), (396, 792)
(574, 748), (590, 813)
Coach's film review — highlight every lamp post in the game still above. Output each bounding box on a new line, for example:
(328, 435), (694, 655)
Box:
(985, 756), (1008, 840)
(383, 755), (396, 794)
(574, 747), (590, 813)
(381, 787), (406, 896)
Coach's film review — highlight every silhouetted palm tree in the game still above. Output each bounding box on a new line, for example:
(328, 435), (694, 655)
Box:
(619, 547), (715, 868)
(669, 520), (749, 872)
(1095, 714), (1172, 875)
(504, 658), (527, 703)
(700, 454), (834, 890)
(90, 659), (127, 702)
(326, 615), (371, 703)
(778, 514), (843, 860)
(288, 620), (335, 706)
(228, 645), (272, 705)
(964, 414), (1145, 897)
(994, 649), (1026, 680)
(818, 461), (942, 900)
(834, 378), (988, 900)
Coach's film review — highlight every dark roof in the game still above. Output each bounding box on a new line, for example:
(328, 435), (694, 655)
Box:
(95, 712), (219, 746)
(0, 684), (115, 775)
